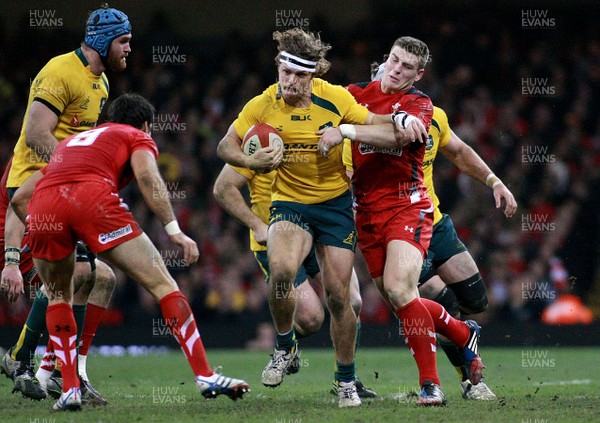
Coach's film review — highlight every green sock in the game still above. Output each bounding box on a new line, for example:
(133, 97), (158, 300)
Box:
(275, 328), (296, 352)
(438, 336), (469, 381)
(73, 304), (87, 346)
(335, 361), (356, 383)
(13, 290), (48, 363)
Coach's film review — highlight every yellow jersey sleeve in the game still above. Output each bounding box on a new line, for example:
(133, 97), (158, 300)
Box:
(423, 106), (451, 225)
(342, 139), (353, 173)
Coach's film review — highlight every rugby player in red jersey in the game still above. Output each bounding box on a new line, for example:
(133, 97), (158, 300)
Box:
(10, 93), (249, 411)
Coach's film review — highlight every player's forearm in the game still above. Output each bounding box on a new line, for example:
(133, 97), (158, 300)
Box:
(450, 143), (494, 185)
(216, 135), (251, 168)
(213, 184), (264, 231)
(352, 124), (410, 148)
(25, 131), (58, 162)
(4, 205), (25, 249)
(136, 171), (177, 227)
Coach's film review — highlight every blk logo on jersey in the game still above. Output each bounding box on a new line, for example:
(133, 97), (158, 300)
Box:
(291, 115), (311, 121)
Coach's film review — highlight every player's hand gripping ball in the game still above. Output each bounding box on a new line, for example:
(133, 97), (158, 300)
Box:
(242, 123), (284, 155)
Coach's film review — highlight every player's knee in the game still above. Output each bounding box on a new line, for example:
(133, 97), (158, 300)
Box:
(448, 273), (488, 315)
(325, 290), (349, 317)
(270, 271), (296, 293)
(433, 286), (461, 318)
(294, 307), (324, 336)
(95, 262), (116, 290)
(350, 295), (362, 317)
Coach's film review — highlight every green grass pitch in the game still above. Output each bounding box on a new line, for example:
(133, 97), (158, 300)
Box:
(0, 347), (597, 422)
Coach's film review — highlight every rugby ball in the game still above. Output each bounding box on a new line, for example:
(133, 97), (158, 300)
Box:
(242, 123), (284, 155)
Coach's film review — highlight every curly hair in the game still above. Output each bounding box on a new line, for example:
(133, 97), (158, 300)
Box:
(273, 27), (331, 77)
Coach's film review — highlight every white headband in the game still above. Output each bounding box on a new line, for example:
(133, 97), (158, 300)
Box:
(279, 51), (317, 73)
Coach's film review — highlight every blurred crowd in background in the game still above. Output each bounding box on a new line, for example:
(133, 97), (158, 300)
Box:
(0, 4), (598, 338)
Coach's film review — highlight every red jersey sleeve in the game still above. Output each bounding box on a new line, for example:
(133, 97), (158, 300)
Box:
(403, 88), (434, 131)
(130, 131), (159, 159)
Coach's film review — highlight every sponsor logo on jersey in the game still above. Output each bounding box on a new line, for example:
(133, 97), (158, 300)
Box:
(291, 114), (311, 121)
(70, 115), (79, 126)
(98, 224), (133, 244)
(358, 143), (402, 156)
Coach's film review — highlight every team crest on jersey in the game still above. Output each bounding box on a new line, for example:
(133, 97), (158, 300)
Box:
(392, 102), (402, 111)
(342, 231), (356, 247)
(80, 97), (90, 110)
(425, 134), (434, 150)
(358, 143), (402, 156)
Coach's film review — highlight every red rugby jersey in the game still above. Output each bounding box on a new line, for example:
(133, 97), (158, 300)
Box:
(37, 122), (158, 192)
(347, 81), (433, 211)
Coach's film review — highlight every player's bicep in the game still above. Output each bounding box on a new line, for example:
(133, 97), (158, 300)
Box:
(131, 149), (160, 180)
(439, 130), (466, 161)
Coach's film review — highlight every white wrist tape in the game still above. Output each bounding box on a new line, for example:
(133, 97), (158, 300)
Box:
(485, 173), (502, 189)
(339, 124), (357, 140)
(164, 220), (182, 236)
(391, 111), (418, 129)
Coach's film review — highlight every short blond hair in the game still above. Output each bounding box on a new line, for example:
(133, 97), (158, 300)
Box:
(273, 27), (331, 77)
(392, 36), (431, 69)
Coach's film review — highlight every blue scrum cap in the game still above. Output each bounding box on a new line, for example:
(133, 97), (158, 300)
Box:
(85, 7), (131, 58)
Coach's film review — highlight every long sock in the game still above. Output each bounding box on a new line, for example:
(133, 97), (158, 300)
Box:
(159, 290), (212, 377)
(46, 303), (79, 393)
(13, 291), (48, 363)
(438, 337), (469, 381)
(395, 298), (439, 386)
(73, 304), (87, 346)
(78, 355), (89, 382)
(36, 342), (56, 387)
(421, 298), (469, 348)
(335, 361), (356, 383)
(275, 328), (296, 352)
(79, 303), (106, 356)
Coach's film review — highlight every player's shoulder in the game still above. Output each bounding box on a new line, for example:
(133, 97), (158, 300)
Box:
(98, 122), (147, 138)
(432, 106), (449, 125)
(42, 50), (80, 73)
(347, 81), (372, 91)
(312, 78), (357, 110)
(405, 86), (431, 100)
(244, 83), (278, 112)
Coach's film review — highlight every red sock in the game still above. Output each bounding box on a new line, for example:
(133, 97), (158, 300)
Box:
(395, 298), (439, 385)
(46, 303), (79, 392)
(159, 291), (212, 377)
(40, 342), (56, 372)
(421, 298), (470, 347)
(79, 303), (106, 356)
